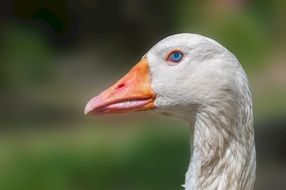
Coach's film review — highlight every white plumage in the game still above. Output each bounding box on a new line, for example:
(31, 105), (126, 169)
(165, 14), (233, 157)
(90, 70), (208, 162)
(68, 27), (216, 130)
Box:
(85, 33), (256, 190)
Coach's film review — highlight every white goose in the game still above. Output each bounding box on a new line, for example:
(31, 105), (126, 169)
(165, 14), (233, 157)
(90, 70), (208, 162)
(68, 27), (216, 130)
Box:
(84, 33), (256, 190)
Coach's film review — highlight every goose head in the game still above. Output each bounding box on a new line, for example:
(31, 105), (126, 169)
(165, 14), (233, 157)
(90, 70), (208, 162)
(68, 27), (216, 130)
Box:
(84, 33), (255, 190)
(85, 33), (244, 121)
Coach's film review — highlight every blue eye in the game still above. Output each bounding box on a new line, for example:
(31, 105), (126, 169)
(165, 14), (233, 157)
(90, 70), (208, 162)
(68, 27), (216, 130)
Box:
(167, 51), (183, 63)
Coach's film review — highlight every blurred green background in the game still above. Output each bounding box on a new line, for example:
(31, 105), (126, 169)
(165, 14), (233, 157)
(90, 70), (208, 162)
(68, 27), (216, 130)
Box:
(0, 0), (286, 189)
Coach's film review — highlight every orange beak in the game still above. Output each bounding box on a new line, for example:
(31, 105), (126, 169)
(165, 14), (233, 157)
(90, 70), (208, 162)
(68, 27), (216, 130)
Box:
(84, 58), (156, 115)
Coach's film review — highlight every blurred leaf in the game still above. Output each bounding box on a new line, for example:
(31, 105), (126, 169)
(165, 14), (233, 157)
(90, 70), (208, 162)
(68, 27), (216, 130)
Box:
(1, 21), (54, 89)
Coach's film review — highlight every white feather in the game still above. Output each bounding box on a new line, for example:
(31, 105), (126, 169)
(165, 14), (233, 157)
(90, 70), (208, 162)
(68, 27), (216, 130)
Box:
(146, 33), (256, 190)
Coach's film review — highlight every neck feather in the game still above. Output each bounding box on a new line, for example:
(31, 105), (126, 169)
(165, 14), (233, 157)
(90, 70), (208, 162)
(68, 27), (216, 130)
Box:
(183, 99), (256, 190)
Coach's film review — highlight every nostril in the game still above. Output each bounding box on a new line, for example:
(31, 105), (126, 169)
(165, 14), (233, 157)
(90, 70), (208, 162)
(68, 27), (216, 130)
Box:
(117, 83), (125, 89)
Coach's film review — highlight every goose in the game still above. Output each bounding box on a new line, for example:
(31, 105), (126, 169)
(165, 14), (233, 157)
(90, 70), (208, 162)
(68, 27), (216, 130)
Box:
(84, 33), (256, 190)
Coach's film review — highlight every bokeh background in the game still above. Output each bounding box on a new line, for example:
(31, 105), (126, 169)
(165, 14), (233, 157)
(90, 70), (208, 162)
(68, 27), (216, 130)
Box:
(1, 0), (286, 189)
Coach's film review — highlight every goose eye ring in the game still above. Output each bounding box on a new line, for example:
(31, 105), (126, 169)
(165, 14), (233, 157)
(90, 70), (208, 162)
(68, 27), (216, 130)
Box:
(166, 50), (184, 63)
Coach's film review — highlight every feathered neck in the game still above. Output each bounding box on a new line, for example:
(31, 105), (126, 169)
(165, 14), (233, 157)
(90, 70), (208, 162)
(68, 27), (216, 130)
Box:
(183, 91), (256, 190)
